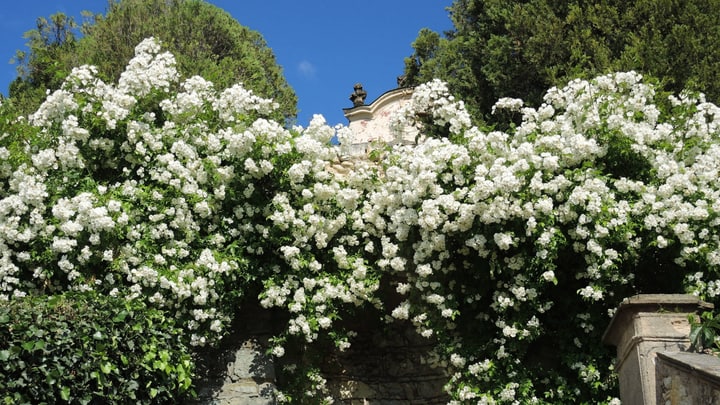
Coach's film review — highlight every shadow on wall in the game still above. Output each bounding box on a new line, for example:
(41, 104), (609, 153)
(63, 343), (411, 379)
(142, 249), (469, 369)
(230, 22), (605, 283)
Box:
(187, 299), (282, 405)
(187, 300), (449, 404)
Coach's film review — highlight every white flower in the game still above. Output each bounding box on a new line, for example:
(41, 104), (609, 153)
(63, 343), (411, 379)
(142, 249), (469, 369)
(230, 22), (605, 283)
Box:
(450, 353), (466, 368)
(493, 232), (514, 250)
(578, 285), (604, 301)
(391, 301), (410, 320)
(209, 320), (223, 333)
(396, 283), (411, 295)
(499, 383), (518, 401)
(542, 270), (556, 282)
(492, 97), (524, 114)
(318, 317), (332, 329)
(503, 325), (519, 338)
(272, 346), (285, 357)
(416, 264), (433, 277)
(119, 37), (178, 97)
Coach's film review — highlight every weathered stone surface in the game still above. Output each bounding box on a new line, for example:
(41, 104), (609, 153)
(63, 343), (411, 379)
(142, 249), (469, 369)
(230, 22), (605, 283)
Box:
(317, 314), (448, 405)
(187, 304), (280, 405)
(342, 87), (417, 147)
(189, 298), (448, 404)
(656, 351), (720, 405)
(225, 340), (275, 383)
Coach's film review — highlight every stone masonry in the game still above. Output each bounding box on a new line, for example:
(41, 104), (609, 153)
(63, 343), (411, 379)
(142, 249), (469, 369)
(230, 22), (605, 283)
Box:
(187, 303), (280, 405)
(319, 313), (448, 404)
(188, 303), (448, 404)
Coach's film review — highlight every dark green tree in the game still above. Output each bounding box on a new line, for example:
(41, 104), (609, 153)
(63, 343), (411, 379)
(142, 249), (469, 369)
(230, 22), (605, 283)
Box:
(404, 0), (720, 120)
(9, 13), (80, 114)
(10, 0), (297, 120)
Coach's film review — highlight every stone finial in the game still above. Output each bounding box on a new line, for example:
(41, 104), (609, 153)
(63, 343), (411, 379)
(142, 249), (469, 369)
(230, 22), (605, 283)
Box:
(349, 83), (367, 107)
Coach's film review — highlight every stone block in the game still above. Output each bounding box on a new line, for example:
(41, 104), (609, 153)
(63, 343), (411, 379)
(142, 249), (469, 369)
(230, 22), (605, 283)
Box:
(656, 351), (720, 405)
(226, 340), (275, 382)
(334, 379), (376, 400)
(221, 381), (260, 395)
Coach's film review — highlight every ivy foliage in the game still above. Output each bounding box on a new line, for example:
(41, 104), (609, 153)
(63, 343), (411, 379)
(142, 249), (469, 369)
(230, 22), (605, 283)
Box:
(0, 292), (194, 404)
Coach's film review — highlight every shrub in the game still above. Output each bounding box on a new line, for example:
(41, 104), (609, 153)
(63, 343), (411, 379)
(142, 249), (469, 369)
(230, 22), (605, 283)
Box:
(0, 291), (193, 404)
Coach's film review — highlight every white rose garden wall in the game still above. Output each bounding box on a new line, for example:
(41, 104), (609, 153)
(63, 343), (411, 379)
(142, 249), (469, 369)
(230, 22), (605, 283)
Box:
(5, 38), (720, 403)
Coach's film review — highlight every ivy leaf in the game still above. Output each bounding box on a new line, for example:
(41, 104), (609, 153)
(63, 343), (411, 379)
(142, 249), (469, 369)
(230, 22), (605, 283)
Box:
(112, 311), (128, 323)
(60, 386), (71, 401)
(100, 361), (113, 374)
(34, 340), (46, 351)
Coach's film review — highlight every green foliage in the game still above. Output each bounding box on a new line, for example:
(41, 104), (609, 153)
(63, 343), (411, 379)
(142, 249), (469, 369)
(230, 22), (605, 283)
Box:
(9, 13), (80, 115)
(0, 292), (194, 404)
(9, 0), (297, 121)
(0, 98), (41, 173)
(689, 311), (720, 354)
(404, 0), (720, 120)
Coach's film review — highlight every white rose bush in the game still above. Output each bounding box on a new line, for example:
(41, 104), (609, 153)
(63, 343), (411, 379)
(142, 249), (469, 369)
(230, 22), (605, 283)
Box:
(2, 37), (720, 403)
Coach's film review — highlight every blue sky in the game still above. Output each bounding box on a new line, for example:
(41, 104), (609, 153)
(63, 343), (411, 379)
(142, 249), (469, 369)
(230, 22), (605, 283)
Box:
(0, 1), (453, 126)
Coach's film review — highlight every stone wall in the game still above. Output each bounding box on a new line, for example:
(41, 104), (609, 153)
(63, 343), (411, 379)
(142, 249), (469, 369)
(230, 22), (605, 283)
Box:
(187, 303), (280, 405)
(319, 317), (448, 404)
(603, 294), (717, 405)
(656, 351), (720, 405)
(343, 87), (418, 148)
(602, 294), (713, 405)
(187, 304), (448, 405)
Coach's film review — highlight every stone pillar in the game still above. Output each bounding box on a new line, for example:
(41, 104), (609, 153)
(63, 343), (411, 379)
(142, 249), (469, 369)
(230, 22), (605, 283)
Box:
(602, 294), (713, 405)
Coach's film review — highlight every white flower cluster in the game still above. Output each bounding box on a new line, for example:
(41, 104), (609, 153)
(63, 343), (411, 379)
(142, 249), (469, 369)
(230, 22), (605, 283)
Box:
(0, 37), (292, 346)
(119, 37), (178, 97)
(339, 71), (720, 402)
(4, 35), (720, 403)
(390, 79), (472, 137)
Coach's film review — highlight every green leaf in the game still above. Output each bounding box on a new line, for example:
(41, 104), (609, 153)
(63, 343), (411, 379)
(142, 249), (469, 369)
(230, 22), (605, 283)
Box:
(0, 313), (9, 324)
(60, 386), (71, 401)
(112, 311), (128, 323)
(47, 295), (62, 308)
(100, 362), (112, 374)
(153, 359), (168, 372)
(127, 380), (139, 391)
(0, 350), (10, 361)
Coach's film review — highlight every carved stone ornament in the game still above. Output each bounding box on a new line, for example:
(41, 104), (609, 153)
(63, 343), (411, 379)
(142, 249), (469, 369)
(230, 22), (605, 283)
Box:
(349, 83), (367, 107)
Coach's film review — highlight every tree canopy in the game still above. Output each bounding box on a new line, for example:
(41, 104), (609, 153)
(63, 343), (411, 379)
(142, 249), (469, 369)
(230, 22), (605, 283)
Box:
(9, 0), (297, 120)
(403, 0), (720, 119)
